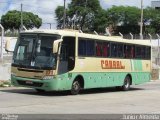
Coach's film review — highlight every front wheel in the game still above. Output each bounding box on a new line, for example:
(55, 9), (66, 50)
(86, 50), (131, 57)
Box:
(122, 76), (131, 91)
(71, 80), (81, 95)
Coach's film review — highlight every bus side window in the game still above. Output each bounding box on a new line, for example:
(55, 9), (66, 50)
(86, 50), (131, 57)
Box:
(124, 45), (127, 58)
(78, 39), (86, 56)
(135, 46), (146, 59)
(111, 43), (117, 57)
(141, 47), (145, 59)
(96, 42), (102, 57)
(117, 44), (123, 58)
(124, 45), (132, 58)
(146, 47), (151, 59)
(103, 42), (110, 57)
(86, 40), (95, 56)
(131, 46), (135, 58)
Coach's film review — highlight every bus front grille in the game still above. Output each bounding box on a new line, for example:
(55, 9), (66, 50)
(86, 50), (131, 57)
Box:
(17, 80), (43, 87)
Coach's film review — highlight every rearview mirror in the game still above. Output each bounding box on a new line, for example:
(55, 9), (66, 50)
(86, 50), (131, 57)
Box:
(53, 39), (63, 54)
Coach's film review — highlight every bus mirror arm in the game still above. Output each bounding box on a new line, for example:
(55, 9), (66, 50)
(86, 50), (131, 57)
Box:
(57, 54), (63, 61)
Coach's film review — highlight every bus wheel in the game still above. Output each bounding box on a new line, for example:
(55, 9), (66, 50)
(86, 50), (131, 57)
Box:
(35, 89), (45, 93)
(71, 80), (81, 95)
(122, 76), (131, 91)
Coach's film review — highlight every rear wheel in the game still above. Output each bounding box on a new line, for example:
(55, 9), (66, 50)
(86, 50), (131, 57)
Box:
(122, 76), (131, 91)
(71, 80), (81, 95)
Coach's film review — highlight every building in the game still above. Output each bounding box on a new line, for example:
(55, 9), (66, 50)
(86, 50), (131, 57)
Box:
(151, 1), (160, 9)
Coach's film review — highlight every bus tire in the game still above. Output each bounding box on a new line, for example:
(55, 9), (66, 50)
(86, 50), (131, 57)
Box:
(35, 89), (46, 93)
(122, 76), (131, 91)
(71, 80), (81, 95)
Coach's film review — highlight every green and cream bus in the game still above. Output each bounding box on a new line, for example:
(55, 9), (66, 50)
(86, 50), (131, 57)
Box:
(11, 29), (151, 95)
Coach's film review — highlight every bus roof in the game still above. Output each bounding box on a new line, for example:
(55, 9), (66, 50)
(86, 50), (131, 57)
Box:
(21, 29), (151, 46)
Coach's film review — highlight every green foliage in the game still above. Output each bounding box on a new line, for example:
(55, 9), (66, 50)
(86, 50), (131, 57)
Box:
(55, 1), (160, 34)
(93, 9), (108, 33)
(55, 6), (65, 28)
(1, 10), (42, 30)
(0, 81), (11, 87)
(55, 0), (102, 32)
(106, 6), (141, 34)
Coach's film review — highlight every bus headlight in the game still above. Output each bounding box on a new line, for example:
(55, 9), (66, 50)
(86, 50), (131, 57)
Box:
(43, 76), (53, 80)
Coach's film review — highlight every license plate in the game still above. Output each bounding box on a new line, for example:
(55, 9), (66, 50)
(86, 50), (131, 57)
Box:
(25, 81), (33, 84)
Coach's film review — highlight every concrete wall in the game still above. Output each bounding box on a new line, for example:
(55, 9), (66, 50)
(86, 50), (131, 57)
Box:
(151, 1), (160, 9)
(0, 63), (11, 80)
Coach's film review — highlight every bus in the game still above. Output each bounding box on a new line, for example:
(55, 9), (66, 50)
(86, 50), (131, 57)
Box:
(11, 29), (151, 95)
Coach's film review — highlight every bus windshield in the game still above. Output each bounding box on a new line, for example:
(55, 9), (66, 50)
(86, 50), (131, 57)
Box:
(12, 33), (61, 70)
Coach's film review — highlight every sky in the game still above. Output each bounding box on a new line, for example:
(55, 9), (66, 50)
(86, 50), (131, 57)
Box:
(0, 0), (153, 29)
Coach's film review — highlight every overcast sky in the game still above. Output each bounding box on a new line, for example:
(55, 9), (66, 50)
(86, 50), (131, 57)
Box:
(0, 0), (153, 29)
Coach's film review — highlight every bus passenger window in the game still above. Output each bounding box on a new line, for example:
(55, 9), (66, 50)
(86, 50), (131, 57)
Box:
(111, 43), (117, 57)
(103, 42), (110, 57)
(136, 46), (145, 59)
(117, 44), (123, 58)
(86, 40), (95, 56)
(145, 47), (151, 59)
(96, 42), (102, 56)
(103, 45), (107, 56)
(78, 40), (86, 56)
(131, 46), (135, 58)
(124, 45), (132, 58)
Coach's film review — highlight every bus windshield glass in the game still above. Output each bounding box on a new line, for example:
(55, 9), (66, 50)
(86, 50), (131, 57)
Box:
(12, 33), (61, 70)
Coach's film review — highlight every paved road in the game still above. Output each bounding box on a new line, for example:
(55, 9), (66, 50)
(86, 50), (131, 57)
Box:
(0, 80), (160, 114)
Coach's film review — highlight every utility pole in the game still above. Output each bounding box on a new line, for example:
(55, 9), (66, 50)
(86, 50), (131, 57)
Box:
(85, 0), (87, 9)
(0, 24), (4, 61)
(140, 0), (143, 39)
(63, 0), (66, 29)
(48, 23), (52, 29)
(21, 3), (23, 31)
(157, 34), (160, 65)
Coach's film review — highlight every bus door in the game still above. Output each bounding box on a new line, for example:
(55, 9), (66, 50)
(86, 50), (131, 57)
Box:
(58, 44), (68, 74)
(58, 37), (75, 75)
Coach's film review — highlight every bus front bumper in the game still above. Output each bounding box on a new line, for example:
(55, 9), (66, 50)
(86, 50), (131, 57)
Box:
(11, 75), (69, 91)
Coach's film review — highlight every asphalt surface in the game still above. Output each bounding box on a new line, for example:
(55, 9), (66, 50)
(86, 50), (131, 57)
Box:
(0, 80), (160, 114)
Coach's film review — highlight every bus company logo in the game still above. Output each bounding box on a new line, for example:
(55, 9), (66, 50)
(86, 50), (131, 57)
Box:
(101, 60), (125, 69)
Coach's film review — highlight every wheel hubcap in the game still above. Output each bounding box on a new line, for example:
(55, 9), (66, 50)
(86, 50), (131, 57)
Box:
(125, 79), (129, 88)
(73, 82), (79, 91)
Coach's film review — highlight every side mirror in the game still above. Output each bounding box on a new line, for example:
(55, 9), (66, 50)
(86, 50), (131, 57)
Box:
(53, 39), (63, 54)
(5, 38), (17, 52)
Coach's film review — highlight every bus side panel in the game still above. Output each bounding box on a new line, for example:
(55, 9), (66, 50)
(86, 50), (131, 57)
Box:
(69, 72), (150, 89)
(70, 72), (126, 89)
(131, 72), (151, 85)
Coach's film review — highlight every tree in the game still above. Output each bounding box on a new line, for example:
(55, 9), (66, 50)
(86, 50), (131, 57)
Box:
(55, 6), (65, 29)
(93, 9), (108, 33)
(144, 7), (160, 34)
(106, 6), (141, 34)
(1, 10), (42, 31)
(55, 0), (103, 32)
(55, 1), (160, 35)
